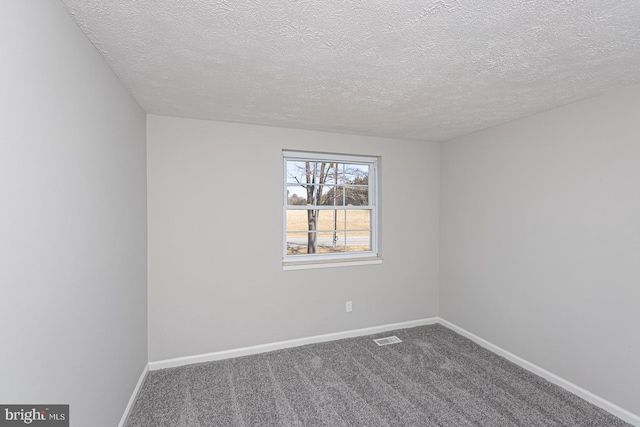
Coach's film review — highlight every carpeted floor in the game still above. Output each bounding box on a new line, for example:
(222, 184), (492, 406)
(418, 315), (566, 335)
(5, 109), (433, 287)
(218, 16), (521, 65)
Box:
(126, 324), (630, 426)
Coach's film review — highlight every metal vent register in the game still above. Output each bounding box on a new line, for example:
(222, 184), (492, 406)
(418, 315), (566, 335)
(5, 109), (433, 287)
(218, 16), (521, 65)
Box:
(373, 336), (402, 346)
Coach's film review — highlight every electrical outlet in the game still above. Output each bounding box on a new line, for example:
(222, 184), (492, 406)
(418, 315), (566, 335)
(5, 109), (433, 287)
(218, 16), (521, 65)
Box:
(346, 301), (352, 312)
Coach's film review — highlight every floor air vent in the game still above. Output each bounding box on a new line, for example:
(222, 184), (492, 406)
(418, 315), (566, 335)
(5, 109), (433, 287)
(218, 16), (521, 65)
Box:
(373, 336), (402, 346)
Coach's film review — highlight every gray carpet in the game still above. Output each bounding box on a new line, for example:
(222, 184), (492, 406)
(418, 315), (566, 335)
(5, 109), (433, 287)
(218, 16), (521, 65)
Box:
(126, 324), (630, 426)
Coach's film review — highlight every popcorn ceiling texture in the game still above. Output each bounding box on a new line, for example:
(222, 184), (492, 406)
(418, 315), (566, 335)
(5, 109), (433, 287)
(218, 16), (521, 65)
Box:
(61, 0), (640, 141)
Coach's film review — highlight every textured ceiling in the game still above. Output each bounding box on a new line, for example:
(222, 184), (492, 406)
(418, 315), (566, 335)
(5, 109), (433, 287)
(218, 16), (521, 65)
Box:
(61, 0), (640, 142)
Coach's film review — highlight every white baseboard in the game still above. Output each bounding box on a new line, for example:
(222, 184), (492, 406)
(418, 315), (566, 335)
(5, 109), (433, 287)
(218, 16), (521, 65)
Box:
(148, 317), (438, 371)
(437, 318), (640, 427)
(118, 363), (149, 427)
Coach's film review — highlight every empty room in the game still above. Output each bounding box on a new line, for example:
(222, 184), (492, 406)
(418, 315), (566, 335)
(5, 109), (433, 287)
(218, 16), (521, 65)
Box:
(1, 1), (638, 426)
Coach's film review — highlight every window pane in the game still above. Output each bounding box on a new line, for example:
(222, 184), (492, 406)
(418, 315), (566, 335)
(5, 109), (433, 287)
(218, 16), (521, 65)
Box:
(335, 163), (346, 185)
(335, 209), (347, 229)
(286, 185), (308, 205)
(344, 185), (369, 206)
(287, 230), (349, 255)
(343, 163), (369, 183)
(287, 160), (333, 182)
(315, 233), (345, 253)
(323, 186), (345, 206)
(286, 161), (308, 183)
(323, 232), (346, 253)
(346, 210), (371, 231)
(316, 210), (336, 233)
(287, 160), (338, 206)
(285, 210), (308, 232)
(288, 210), (338, 232)
(318, 184), (337, 206)
(346, 231), (371, 252)
(286, 232), (309, 255)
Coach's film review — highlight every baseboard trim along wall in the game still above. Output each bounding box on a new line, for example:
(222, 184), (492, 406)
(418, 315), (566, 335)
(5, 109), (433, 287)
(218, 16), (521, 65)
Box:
(148, 318), (438, 370)
(118, 363), (150, 427)
(438, 318), (640, 427)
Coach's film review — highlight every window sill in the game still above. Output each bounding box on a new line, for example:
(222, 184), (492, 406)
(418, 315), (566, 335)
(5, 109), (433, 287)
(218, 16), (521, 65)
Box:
(282, 256), (383, 271)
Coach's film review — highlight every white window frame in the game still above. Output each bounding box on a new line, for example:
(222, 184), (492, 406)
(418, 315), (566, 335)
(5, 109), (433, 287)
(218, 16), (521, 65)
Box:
(282, 150), (381, 270)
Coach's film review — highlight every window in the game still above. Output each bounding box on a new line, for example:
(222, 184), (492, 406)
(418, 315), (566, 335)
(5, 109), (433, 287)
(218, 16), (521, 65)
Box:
(283, 151), (380, 269)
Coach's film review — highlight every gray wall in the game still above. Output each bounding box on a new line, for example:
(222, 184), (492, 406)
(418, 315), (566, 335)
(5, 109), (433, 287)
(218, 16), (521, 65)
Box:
(0, 2), (148, 426)
(147, 115), (440, 361)
(440, 85), (640, 415)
